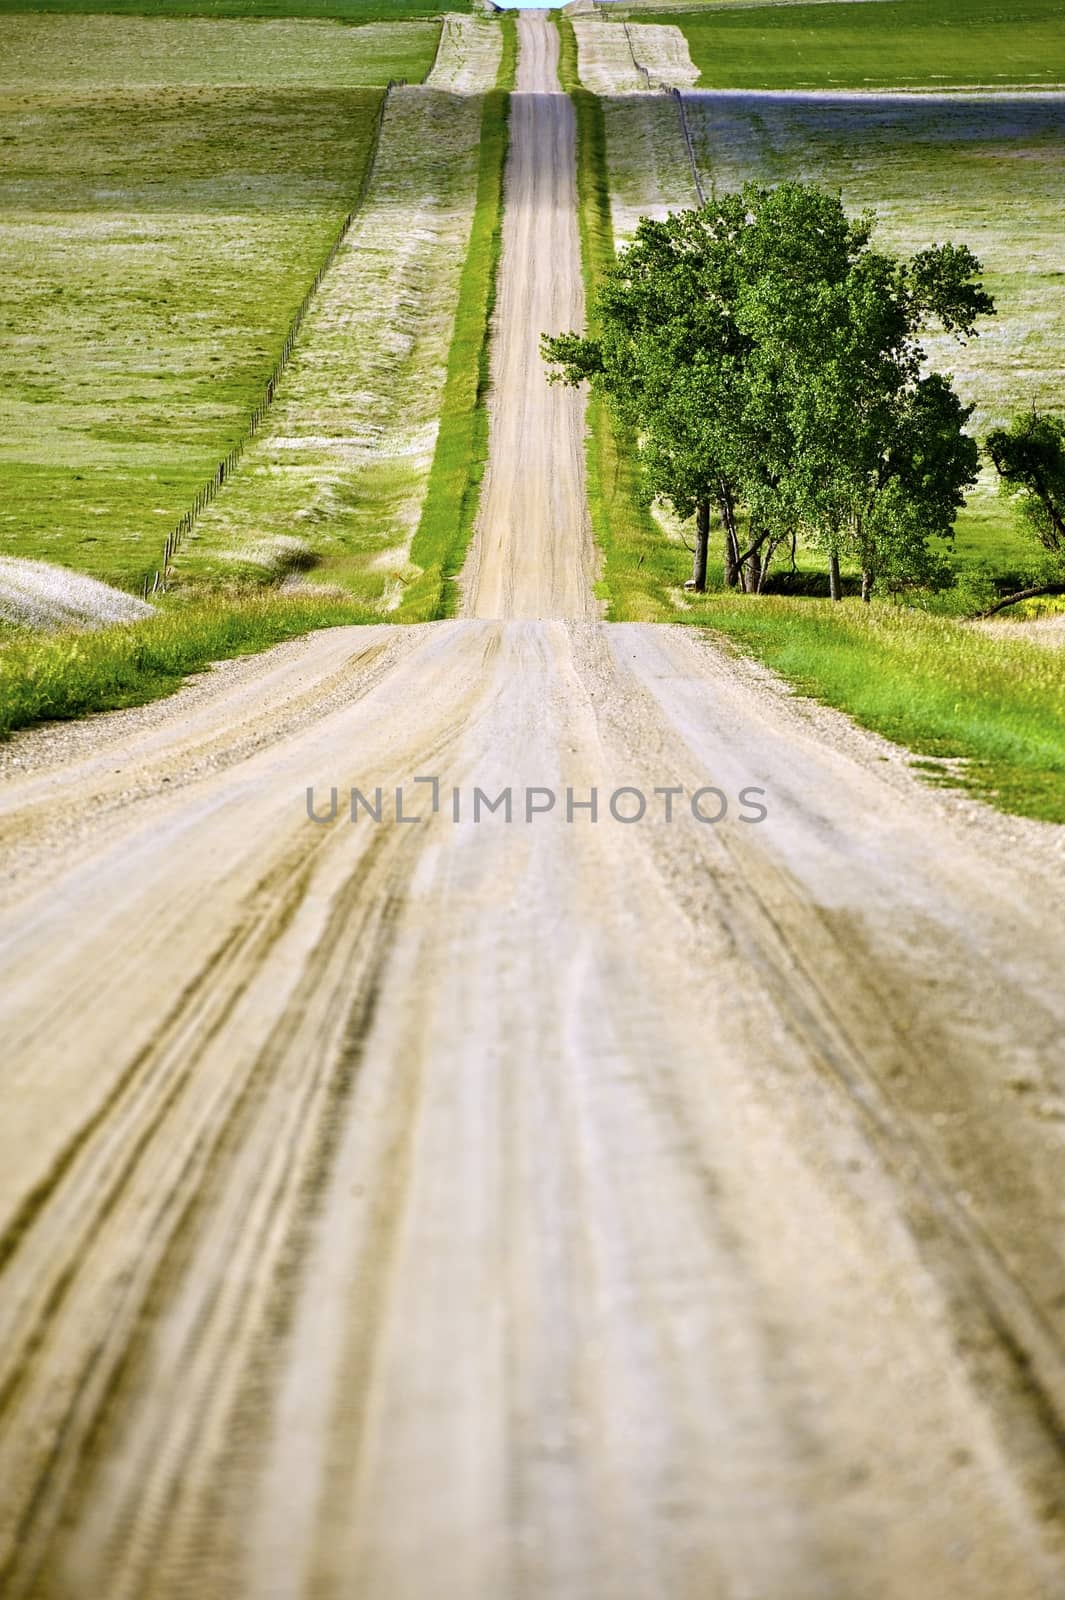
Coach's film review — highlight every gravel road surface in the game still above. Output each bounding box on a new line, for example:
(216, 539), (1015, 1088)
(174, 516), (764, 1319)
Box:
(2, 15), (1065, 1598)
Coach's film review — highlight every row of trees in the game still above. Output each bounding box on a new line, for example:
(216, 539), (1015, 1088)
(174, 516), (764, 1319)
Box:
(543, 182), (997, 601)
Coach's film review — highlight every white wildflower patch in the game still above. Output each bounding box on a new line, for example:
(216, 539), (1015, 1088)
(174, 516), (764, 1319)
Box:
(573, 16), (645, 96)
(428, 15), (503, 96)
(0, 557), (153, 630)
(219, 535), (315, 577)
(625, 25), (700, 92)
(572, 17), (698, 96)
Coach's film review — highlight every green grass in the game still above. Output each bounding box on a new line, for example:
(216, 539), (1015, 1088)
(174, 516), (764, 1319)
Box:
(0, 14), (442, 85)
(647, 0), (1065, 89)
(401, 71), (512, 620)
(496, 6), (517, 93)
(0, 0), (461, 18)
(178, 57), (501, 606)
(0, 85), (385, 591)
(557, 13), (682, 620)
(0, 13), (439, 592)
(555, 6), (579, 93)
(686, 594), (1065, 821)
(0, 589), (376, 739)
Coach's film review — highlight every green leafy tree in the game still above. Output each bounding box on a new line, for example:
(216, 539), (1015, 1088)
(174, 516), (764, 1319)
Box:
(543, 192), (758, 590)
(778, 246), (985, 599)
(544, 183), (992, 599)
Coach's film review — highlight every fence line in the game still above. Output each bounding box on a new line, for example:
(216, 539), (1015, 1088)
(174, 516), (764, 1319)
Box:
(622, 22), (656, 92)
(672, 87), (707, 205)
(140, 80), (402, 599)
(618, 23), (705, 210)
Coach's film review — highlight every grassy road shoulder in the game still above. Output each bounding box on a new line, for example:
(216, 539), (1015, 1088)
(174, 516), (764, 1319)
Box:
(556, 13), (685, 622)
(0, 591), (375, 740)
(401, 18), (515, 620)
(690, 596), (1065, 822)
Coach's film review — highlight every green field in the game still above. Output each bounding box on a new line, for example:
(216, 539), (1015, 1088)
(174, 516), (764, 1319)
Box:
(642, 0), (1065, 89)
(0, 14), (441, 85)
(0, 14), (447, 591)
(0, 85), (386, 589)
(0, 0), (460, 18)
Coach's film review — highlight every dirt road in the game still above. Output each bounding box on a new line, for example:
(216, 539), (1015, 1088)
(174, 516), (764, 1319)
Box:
(3, 14), (1065, 1598)
(463, 11), (596, 621)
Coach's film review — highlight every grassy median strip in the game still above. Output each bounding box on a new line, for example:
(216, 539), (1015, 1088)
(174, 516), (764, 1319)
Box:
(0, 591), (375, 740)
(496, 8), (517, 93)
(400, 50), (513, 621)
(556, 13), (683, 622)
(690, 595), (1065, 822)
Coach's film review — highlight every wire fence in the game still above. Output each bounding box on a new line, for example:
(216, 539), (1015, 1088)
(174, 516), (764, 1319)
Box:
(140, 81), (402, 600)
(620, 23), (705, 208)
(622, 22), (656, 91)
(672, 88), (707, 206)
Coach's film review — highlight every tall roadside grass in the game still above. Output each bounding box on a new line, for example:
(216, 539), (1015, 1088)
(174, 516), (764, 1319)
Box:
(496, 7), (517, 93)
(400, 51), (513, 620)
(693, 594), (1065, 822)
(0, 591), (376, 741)
(556, 13), (681, 622)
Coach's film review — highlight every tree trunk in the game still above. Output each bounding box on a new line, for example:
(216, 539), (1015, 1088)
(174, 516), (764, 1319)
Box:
(723, 530), (739, 589)
(861, 569), (873, 603)
(692, 499), (709, 592)
(738, 524), (764, 593)
(1019, 459), (1065, 551)
(718, 484), (739, 588)
(977, 581), (1065, 619)
(756, 537), (782, 593)
(829, 552), (842, 602)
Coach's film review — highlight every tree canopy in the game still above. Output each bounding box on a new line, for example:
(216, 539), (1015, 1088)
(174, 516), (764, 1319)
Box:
(542, 182), (993, 599)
